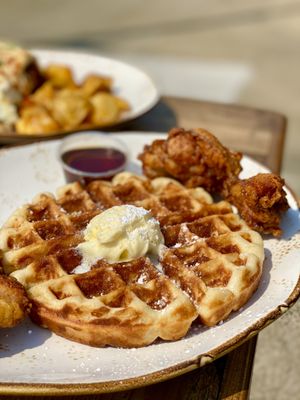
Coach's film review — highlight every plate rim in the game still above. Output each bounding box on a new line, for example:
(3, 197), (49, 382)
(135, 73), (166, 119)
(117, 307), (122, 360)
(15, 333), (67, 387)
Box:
(0, 276), (299, 396)
(0, 48), (160, 143)
(0, 136), (299, 396)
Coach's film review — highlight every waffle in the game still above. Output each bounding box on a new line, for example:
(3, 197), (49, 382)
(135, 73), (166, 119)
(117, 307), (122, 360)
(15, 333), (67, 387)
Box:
(0, 173), (264, 347)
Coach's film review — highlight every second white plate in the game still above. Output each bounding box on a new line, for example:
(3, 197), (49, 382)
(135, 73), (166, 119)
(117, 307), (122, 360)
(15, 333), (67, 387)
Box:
(0, 49), (159, 143)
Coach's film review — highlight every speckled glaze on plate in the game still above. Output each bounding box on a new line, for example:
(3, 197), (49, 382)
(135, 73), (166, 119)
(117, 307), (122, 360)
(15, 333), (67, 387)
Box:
(0, 50), (159, 144)
(0, 132), (299, 396)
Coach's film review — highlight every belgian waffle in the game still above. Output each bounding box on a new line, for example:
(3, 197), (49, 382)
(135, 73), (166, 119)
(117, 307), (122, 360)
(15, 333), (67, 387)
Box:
(0, 173), (264, 347)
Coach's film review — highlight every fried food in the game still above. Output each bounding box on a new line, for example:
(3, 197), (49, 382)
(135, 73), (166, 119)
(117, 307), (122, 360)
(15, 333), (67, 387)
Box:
(0, 42), (131, 135)
(0, 274), (30, 328)
(227, 173), (289, 236)
(139, 127), (242, 194)
(16, 105), (60, 135)
(50, 89), (91, 129)
(29, 81), (55, 110)
(15, 65), (130, 135)
(139, 127), (289, 236)
(81, 74), (112, 96)
(43, 64), (75, 88)
(90, 92), (121, 126)
(0, 173), (264, 347)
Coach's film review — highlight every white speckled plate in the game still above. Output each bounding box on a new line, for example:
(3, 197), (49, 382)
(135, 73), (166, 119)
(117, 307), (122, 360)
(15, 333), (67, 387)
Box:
(0, 50), (159, 144)
(0, 132), (299, 396)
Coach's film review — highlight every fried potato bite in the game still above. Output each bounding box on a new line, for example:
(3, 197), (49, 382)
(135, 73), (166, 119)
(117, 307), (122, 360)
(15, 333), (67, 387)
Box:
(16, 105), (59, 135)
(90, 92), (121, 125)
(29, 81), (55, 110)
(43, 64), (75, 88)
(81, 74), (113, 97)
(15, 64), (130, 135)
(51, 90), (91, 129)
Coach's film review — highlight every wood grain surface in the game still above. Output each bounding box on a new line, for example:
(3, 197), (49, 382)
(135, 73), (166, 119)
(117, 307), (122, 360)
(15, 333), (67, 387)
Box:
(0, 97), (286, 400)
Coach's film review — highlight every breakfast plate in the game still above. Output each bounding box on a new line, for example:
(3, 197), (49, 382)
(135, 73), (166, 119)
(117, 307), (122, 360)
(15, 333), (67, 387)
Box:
(0, 50), (159, 144)
(0, 132), (299, 396)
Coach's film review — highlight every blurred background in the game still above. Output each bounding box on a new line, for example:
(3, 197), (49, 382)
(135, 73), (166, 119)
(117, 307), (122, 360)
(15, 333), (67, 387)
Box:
(0, 0), (299, 398)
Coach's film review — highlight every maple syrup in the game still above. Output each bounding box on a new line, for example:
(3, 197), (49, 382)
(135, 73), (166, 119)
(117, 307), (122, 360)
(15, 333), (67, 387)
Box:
(62, 147), (126, 182)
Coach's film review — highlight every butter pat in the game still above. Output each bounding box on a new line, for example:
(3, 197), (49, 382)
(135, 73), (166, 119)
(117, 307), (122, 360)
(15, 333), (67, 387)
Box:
(76, 205), (164, 270)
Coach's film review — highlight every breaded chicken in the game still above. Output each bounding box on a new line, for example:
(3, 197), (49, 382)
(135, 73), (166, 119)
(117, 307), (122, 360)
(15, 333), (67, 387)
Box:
(139, 127), (289, 236)
(227, 173), (289, 236)
(139, 127), (242, 194)
(0, 274), (30, 328)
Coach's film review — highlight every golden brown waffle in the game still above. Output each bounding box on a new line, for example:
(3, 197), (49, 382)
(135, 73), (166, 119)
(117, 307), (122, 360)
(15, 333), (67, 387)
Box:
(0, 173), (264, 347)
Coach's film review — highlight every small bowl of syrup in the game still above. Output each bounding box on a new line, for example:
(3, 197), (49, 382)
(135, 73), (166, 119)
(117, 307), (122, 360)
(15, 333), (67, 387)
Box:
(58, 132), (128, 183)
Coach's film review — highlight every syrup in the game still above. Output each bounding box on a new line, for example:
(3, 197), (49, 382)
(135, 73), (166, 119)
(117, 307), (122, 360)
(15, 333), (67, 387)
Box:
(62, 147), (126, 182)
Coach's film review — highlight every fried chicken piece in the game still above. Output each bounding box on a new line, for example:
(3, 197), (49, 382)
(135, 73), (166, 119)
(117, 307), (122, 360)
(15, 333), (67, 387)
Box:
(139, 127), (289, 236)
(0, 274), (30, 328)
(139, 127), (242, 194)
(227, 173), (289, 236)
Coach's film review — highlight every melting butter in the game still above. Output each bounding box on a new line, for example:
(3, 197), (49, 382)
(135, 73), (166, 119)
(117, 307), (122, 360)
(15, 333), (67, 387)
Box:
(74, 205), (164, 273)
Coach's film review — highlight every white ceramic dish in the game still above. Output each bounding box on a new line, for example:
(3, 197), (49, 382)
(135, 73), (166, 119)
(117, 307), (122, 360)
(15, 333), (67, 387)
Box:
(0, 50), (159, 144)
(0, 132), (299, 396)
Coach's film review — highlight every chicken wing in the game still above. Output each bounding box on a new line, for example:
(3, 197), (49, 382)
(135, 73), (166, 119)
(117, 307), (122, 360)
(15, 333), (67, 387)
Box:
(139, 127), (289, 236)
(227, 173), (289, 236)
(139, 127), (242, 194)
(0, 274), (30, 328)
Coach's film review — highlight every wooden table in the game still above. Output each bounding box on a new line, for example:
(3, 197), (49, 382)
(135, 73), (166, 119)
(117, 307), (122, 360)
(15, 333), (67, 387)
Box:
(2, 96), (287, 400)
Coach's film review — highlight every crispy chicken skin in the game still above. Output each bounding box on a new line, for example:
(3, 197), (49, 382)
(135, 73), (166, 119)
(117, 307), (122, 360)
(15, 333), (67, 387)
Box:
(139, 127), (242, 194)
(0, 274), (30, 328)
(227, 173), (289, 236)
(139, 127), (289, 236)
